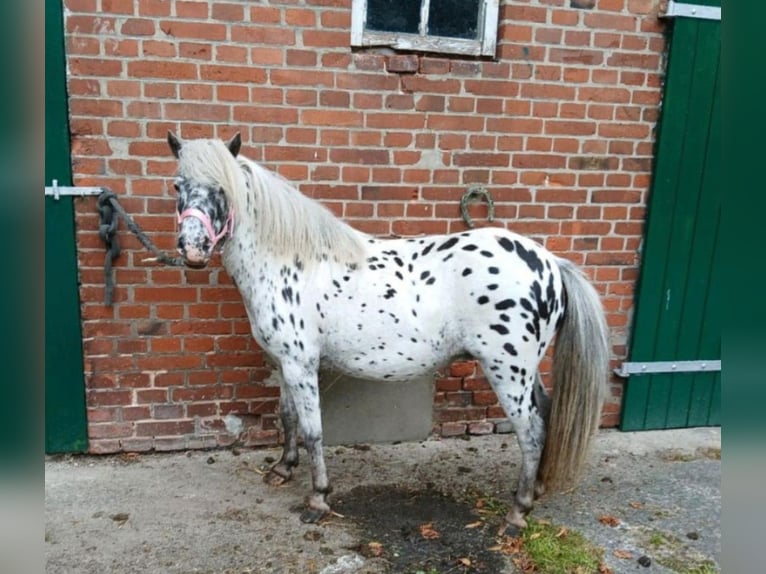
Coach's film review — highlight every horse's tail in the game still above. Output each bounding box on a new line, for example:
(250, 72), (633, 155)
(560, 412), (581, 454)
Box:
(538, 257), (609, 491)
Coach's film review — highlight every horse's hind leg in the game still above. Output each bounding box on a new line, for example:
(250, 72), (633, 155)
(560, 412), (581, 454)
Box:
(506, 405), (546, 532)
(265, 378), (300, 486)
(482, 365), (546, 532)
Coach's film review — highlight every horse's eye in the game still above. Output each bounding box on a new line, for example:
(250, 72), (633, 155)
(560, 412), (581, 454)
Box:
(173, 183), (180, 192)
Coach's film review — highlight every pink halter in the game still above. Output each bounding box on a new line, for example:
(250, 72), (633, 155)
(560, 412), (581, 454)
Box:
(177, 208), (234, 251)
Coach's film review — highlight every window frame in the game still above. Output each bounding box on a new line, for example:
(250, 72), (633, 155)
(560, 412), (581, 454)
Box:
(350, 0), (499, 58)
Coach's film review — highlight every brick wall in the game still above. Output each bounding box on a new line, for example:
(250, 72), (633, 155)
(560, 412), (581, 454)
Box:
(63, 0), (666, 453)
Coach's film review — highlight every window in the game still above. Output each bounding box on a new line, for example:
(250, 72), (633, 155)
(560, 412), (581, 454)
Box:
(351, 0), (499, 57)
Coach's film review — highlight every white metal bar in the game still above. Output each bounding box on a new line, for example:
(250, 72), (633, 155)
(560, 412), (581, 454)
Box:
(614, 360), (721, 378)
(45, 180), (105, 200)
(662, 1), (721, 21)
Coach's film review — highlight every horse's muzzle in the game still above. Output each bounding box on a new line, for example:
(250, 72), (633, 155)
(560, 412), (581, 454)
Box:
(183, 257), (209, 269)
(177, 246), (210, 269)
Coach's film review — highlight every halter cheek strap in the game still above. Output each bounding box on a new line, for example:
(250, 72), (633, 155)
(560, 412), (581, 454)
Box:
(177, 208), (234, 251)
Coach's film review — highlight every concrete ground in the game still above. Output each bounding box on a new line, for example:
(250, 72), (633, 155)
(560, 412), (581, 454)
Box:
(45, 427), (720, 574)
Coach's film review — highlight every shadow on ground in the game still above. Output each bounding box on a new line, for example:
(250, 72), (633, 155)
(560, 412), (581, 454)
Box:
(336, 485), (506, 573)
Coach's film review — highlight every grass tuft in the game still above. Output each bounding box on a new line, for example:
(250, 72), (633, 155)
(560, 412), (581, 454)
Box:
(518, 518), (603, 574)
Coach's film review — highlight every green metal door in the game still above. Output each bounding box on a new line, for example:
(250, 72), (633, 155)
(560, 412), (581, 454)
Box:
(45, 0), (88, 452)
(620, 2), (721, 431)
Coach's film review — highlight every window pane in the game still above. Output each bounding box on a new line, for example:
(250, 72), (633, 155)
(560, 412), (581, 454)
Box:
(428, 0), (481, 40)
(366, 0), (421, 34)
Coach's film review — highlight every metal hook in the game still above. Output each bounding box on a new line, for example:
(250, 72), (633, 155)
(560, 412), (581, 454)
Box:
(460, 185), (495, 228)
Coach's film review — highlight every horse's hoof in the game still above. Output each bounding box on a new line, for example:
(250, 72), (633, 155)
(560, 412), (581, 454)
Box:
(300, 506), (329, 524)
(504, 508), (529, 532)
(263, 466), (292, 486)
(498, 522), (523, 538)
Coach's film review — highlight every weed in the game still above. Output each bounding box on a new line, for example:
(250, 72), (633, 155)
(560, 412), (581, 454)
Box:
(683, 561), (718, 574)
(697, 447), (721, 460)
(649, 532), (668, 547)
(637, 528), (719, 573)
(475, 494), (507, 517)
(659, 446), (721, 463)
(518, 518), (604, 574)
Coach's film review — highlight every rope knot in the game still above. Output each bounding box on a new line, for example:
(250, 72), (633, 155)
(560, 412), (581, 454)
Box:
(97, 190), (184, 306)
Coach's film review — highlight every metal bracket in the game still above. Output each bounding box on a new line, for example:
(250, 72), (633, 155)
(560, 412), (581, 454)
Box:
(45, 180), (106, 200)
(614, 360), (721, 378)
(660, 1), (721, 21)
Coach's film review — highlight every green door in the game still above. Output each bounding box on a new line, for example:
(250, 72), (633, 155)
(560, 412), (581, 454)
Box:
(45, 0), (88, 452)
(620, 3), (721, 431)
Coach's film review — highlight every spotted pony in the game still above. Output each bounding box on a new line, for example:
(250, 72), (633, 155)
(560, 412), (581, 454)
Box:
(167, 132), (609, 532)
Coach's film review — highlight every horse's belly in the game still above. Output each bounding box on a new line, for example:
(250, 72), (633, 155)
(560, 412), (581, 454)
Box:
(321, 324), (460, 383)
(322, 354), (448, 383)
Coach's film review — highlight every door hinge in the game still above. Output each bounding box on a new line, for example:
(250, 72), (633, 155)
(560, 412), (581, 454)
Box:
(615, 360), (721, 378)
(660, 1), (721, 21)
(45, 180), (106, 200)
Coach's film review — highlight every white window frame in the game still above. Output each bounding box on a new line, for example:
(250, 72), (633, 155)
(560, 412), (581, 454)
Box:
(350, 0), (499, 57)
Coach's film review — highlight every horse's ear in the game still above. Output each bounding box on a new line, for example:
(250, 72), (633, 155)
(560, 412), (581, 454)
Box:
(226, 132), (242, 158)
(167, 131), (183, 158)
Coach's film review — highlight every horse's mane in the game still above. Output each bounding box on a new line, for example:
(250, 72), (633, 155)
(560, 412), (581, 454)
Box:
(177, 138), (367, 265)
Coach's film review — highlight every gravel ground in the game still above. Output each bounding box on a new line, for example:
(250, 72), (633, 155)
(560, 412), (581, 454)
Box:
(45, 427), (720, 574)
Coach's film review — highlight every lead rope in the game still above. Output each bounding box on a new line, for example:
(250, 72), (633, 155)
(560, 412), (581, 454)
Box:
(97, 190), (184, 306)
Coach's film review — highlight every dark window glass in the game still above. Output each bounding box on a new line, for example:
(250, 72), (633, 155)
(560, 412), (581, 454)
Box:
(428, 0), (481, 40)
(366, 0), (421, 34)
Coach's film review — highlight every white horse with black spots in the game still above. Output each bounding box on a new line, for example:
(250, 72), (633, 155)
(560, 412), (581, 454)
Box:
(167, 132), (609, 532)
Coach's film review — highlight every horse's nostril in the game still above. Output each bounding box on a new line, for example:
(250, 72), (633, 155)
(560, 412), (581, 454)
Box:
(177, 237), (185, 252)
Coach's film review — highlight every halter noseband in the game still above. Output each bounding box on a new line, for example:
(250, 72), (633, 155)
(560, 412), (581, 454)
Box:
(177, 208), (234, 251)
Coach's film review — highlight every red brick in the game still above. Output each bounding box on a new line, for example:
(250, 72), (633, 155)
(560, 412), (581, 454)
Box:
(606, 52), (661, 69)
(471, 390), (498, 406)
(512, 153), (566, 169)
(88, 407), (119, 423)
(122, 18), (155, 35)
(208, 3), (242, 20)
(440, 422), (468, 437)
(89, 423), (134, 439)
(128, 60), (197, 80)
(338, 72), (398, 92)
(87, 0), (122, 15)
(180, 42), (211, 60)
(303, 29), (347, 47)
(136, 420), (195, 437)
(272, 69), (334, 87)
(199, 65), (266, 84)
(585, 12), (637, 31)
(387, 55), (419, 73)
(454, 153), (509, 167)
(354, 53), (386, 71)
(506, 4), (547, 22)
(87, 391), (133, 407)
(468, 421), (495, 435)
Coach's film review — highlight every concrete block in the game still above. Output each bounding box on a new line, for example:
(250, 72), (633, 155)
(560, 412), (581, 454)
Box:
(319, 370), (434, 446)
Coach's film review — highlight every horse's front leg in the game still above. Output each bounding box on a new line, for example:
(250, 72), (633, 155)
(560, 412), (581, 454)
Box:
(281, 361), (331, 523)
(264, 378), (300, 486)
